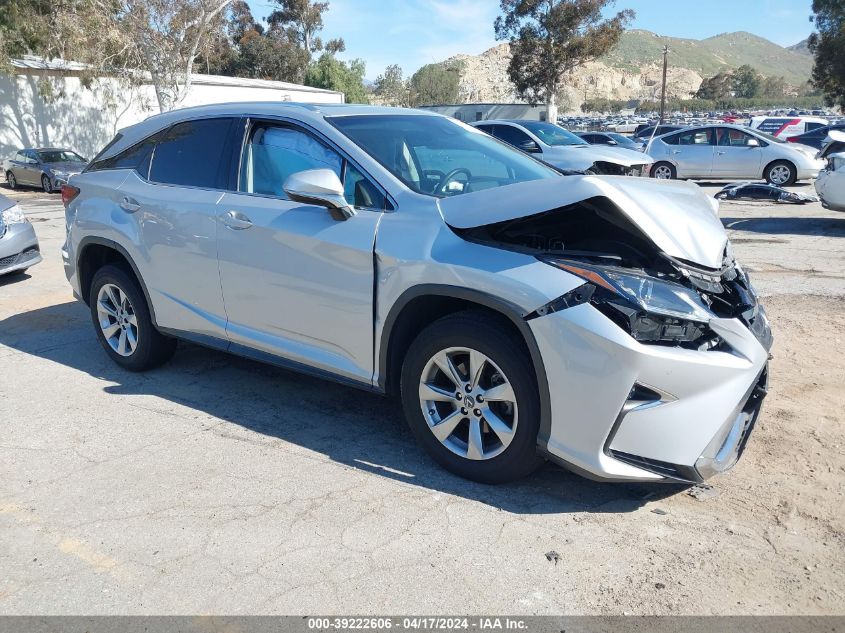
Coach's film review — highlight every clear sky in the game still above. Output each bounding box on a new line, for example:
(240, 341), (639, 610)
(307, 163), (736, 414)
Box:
(245, 0), (815, 80)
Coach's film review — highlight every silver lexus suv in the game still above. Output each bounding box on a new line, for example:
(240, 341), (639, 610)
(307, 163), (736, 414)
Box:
(62, 103), (772, 484)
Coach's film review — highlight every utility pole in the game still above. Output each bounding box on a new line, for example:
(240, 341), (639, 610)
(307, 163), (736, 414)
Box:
(659, 45), (669, 123)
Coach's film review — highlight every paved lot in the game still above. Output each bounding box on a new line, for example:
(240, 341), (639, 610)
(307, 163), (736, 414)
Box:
(1, 180), (843, 614)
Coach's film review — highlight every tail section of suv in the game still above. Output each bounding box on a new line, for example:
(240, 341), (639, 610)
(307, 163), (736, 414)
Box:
(63, 103), (772, 484)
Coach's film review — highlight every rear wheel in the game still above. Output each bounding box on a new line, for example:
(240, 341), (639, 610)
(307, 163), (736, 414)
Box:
(6, 171), (17, 190)
(89, 265), (176, 371)
(400, 311), (544, 483)
(651, 162), (676, 180)
(765, 160), (797, 186)
(41, 174), (52, 193)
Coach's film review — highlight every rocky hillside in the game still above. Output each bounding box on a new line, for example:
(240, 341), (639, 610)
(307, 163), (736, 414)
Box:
(442, 30), (814, 113)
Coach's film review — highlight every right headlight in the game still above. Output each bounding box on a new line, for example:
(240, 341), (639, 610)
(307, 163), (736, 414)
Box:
(542, 259), (718, 347)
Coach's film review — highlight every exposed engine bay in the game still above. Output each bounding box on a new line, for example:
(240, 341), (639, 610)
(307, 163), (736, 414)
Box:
(454, 196), (772, 351)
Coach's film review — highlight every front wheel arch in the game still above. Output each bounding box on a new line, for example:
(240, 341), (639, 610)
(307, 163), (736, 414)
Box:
(378, 286), (553, 449)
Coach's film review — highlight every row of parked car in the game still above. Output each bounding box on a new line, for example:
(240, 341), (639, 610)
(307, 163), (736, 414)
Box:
(2, 111), (844, 283)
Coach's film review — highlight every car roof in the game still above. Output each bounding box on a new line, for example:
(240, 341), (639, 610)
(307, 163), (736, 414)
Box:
(97, 102), (442, 163)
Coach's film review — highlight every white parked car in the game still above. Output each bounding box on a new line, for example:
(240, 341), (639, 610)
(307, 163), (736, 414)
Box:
(473, 120), (653, 176)
(646, 124), (825, 185)
(816, 130), (845, 211)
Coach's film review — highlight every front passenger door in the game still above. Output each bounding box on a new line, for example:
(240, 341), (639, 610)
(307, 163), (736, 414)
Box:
(216, 121), (385, 384)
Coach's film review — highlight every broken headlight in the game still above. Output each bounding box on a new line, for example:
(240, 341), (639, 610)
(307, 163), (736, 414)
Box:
(543, 259), (717, 347)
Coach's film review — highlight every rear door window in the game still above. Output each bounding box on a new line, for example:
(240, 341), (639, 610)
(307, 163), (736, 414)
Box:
(149, 118), (236, 189)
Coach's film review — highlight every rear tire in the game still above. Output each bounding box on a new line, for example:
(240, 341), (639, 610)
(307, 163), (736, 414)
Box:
(765, 160), (797, 186)
(400, 311), (544, 484)
(6, 171), (17, 190)
(89, 265), (176, 371)
(651, 161), (676, 180)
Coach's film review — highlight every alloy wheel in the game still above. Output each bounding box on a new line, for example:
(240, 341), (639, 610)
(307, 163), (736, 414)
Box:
(769, 165), (791, 185)
(42, 175), (51, 193)
(418, 347), (518, 461)
(7, 172), (16, 189)
(96, 283), (138, 357)
(653, 164), (673, 179)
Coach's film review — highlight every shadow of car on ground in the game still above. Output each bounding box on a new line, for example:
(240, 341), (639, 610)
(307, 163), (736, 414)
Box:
(721, 216), (845, 237)
(0, 300), (689, 514)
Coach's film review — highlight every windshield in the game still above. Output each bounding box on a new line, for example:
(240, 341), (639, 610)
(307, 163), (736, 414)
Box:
(607, 132), (636, 145)
(37, 150), (85, 163)
(520, 122), (587, 146)
(328, 115), (559, 197)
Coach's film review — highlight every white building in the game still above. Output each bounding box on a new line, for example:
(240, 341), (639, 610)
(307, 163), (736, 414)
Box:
(0, 56), (344, 159)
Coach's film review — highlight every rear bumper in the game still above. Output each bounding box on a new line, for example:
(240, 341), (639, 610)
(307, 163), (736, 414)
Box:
(530, 301), (772, 482)
(0, 221), (42, 275)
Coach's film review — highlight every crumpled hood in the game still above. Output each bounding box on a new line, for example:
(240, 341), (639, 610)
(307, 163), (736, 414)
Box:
(818, 130), (845, 159)
(544, 144), (654, 170)
(440, 175), (728, 269)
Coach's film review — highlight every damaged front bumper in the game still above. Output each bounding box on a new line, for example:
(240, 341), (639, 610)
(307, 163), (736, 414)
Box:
(529, 300), (772, 483)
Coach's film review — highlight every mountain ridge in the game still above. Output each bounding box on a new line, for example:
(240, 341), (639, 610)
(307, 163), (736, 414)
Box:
(437, 29), (814, 112)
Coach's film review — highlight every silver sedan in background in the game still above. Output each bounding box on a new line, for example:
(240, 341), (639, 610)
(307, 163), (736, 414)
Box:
(3, 147), (88, 192)
(472, 120), (654, 176)
(646, 124), (825, 185)
(0, 192), (42, 276)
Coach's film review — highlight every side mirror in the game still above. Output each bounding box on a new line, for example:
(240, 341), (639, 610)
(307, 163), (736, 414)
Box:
(283, 168), (355, 221)
(519, 140), (541, 153)
(747, 138), (760, 147)
(607, 139), (618, 145)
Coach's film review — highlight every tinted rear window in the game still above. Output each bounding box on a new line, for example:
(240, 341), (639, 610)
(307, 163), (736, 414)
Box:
(149, 118), (235, 188)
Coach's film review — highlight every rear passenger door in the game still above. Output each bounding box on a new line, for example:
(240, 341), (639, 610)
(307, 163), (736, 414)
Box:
(117, 117), (237, 340)
(215, 119), (386, 384)
(663, 128), (715, 178)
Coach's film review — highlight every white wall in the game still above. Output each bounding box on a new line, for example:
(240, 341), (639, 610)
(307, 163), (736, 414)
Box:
(0, 71), (343, 160)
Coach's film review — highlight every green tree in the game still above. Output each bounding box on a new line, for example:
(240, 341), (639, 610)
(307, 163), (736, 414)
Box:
(732, 65), (762, 98)
(305, 53), (369, 103)
(808, 0), (845, 109)
(409, 62), (461, 106)
(759, 75), (788, 98)
(695, 71), (734, 100)
(267, 0), (344, 57)
(494, 0), (634, 122)
(374, 64), (408, 106)
(206, 1), (309, 82)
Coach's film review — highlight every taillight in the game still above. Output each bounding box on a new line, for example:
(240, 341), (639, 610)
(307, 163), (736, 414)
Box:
(61, 184), (80, 207)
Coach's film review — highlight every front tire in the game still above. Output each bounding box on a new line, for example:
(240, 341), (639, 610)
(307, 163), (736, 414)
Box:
(400, 311), (544, 483)
(651, 161), (676, 180)
(6, 171), (17, 190)
(89, 265), (176, 371)
(765, 160), (797, 186)
(41, 174), (52, 193)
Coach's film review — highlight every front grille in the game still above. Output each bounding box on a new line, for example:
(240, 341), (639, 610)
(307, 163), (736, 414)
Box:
(0, 253), (19, 267)
(0, 246), (38, 268)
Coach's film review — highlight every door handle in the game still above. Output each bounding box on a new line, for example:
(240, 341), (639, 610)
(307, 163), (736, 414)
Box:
(120, 196), (141, 213)
(716, 151), (726, 155)
(671, 150), (681, 154)
(220, 210), (253, 230)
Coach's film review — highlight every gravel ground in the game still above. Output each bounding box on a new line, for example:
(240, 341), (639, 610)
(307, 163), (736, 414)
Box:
(0, 180), (843, 615)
